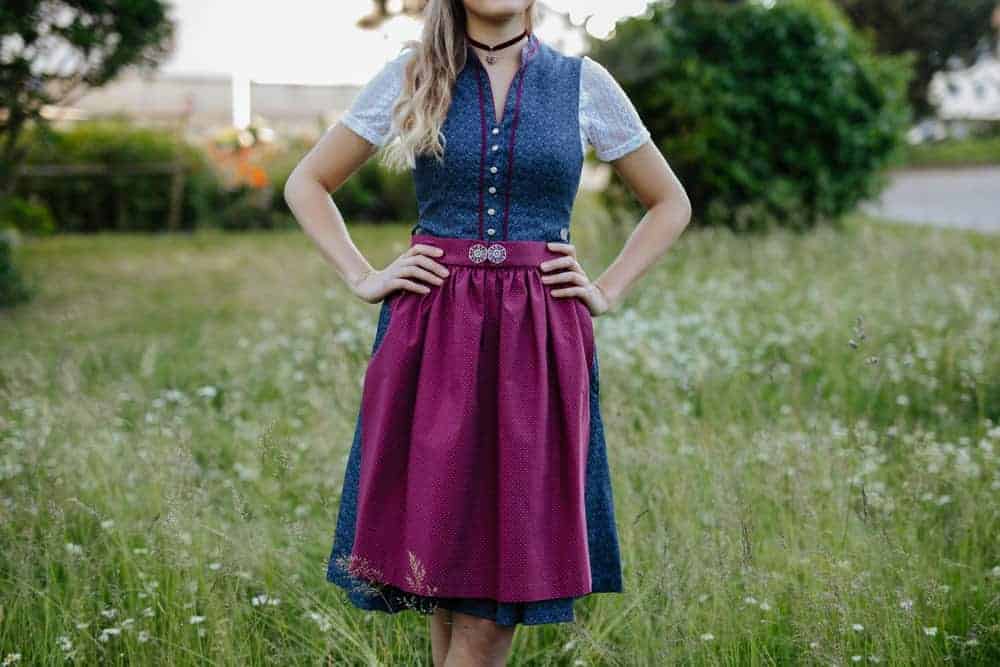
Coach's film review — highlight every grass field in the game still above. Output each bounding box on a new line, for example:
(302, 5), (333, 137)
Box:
(1, 201), (998, 665)
(899, 134), (1000, 169)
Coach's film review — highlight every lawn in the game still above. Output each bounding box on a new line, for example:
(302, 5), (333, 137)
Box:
(899, 134), (1000, 169)
(1, 202), (998, 665)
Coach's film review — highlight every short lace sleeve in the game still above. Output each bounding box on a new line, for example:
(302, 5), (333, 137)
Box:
(579, 55), (652, 162)
(338, 47), (415, 147)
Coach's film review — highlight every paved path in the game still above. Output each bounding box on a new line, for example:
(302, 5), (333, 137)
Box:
(860, 165), (1000, 233)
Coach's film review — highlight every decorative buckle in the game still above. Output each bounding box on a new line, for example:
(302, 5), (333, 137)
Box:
(468, 243), (488, 263)
(486, 243), (507, 264)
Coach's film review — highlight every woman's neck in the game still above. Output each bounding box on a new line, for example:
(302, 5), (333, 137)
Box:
(465, 12), (527, 48)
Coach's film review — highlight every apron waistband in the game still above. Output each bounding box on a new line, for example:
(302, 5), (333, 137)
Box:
(410, 233), (561, 268)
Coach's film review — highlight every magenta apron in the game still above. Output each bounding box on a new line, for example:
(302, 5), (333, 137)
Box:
(343, 233), (596, 603)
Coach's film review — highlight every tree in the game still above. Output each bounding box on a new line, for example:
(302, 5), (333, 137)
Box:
(0, 1), (175, 194)
(832, 0), (998, 117)
(590, 0), (912, 231)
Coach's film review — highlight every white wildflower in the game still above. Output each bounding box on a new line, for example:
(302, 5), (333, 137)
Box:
(98, 627), (121, 642)
(251, 594), (280, 607)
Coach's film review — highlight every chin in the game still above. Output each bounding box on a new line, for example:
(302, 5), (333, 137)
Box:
(465, 0), (533, 20)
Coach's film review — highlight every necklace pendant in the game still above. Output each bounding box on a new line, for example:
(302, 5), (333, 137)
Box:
(485, 53), (497, 65)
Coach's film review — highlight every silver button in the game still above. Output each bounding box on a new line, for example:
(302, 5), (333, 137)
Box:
(491, 144), (499, 152)
(488, 186), (496, 194)
(489, 166), (498, 174)
(486, 228), (496, 235)
(486, 243), (507, 264)
(487, 207), (496, 215)
(491, 127), (500, 135)
(468, 243), (488, 263)
(559, 227), (569, 241)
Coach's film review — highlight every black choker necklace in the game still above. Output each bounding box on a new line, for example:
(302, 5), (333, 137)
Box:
(466, 29), (529, 65)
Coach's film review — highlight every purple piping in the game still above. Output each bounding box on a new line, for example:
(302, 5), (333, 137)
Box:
(474, 66), (488, 240)
(501, 70), (527, 241)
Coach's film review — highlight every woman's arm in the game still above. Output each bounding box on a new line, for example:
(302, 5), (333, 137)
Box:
(283, 123), (449, 303)
(283, 124), (379, 290)
(542, 56), (691, 315)
(591, 140), (692, 311)
(542, 141), (691, 315)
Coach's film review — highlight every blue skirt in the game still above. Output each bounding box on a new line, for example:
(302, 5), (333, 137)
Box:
(325, 296), (624, 626)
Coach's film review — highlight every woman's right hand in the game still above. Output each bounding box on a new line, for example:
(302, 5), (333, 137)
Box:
(349, 243), (450, 304)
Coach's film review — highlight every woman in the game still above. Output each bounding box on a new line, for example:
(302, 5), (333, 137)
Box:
(284, 0), (690, 663)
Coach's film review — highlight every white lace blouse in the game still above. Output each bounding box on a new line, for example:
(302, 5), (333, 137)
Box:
(338, 47), (652, 162)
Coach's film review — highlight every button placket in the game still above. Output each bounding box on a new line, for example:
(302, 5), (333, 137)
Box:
(471, 33), (537, 245)
(487, 127), (503, 229)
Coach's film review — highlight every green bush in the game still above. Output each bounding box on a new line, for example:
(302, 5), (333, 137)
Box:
(0, 196), (55, 235)
(268, 137), (417, 225)
(0, 231), (32, 308)
(16, 119), (226, 233)
(215, 186), (295, 231)
(591, 0), (913, 231)
(330, 158), (418, 224)
(268, 147), (418, 223)
(14, 119), (418, 234)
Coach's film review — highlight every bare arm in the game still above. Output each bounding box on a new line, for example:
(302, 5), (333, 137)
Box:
(542, 140), (692, 315)
(592, 140), (692, 309)
(283, 123), (449, 303)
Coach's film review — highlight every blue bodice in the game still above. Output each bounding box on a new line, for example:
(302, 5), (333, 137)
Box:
(411, 34), (584, 244)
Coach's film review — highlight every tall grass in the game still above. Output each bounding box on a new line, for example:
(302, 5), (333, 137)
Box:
(1, 203), (998, 665)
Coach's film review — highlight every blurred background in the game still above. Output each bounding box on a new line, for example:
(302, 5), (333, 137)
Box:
(1, 1), (999, 665)
(2, 0), (998, 254)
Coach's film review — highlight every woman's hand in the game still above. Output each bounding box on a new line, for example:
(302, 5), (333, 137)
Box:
(349, 243), (450, 304)
(539, 242), (611, 317)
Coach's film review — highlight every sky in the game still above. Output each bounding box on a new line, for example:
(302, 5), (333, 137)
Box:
(160, 0), (654, 85)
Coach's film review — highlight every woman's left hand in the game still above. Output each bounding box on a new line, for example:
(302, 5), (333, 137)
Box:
(539, 242), (611, 317)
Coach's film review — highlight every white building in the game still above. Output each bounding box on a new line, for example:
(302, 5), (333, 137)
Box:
(64, 69), (361, 140)
(928, 52), (1000, 122)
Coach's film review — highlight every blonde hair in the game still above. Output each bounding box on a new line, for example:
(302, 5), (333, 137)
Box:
(380, 0), (538, 172)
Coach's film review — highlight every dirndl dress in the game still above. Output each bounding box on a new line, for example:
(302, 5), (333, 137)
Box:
(326, 31), (647, 626)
